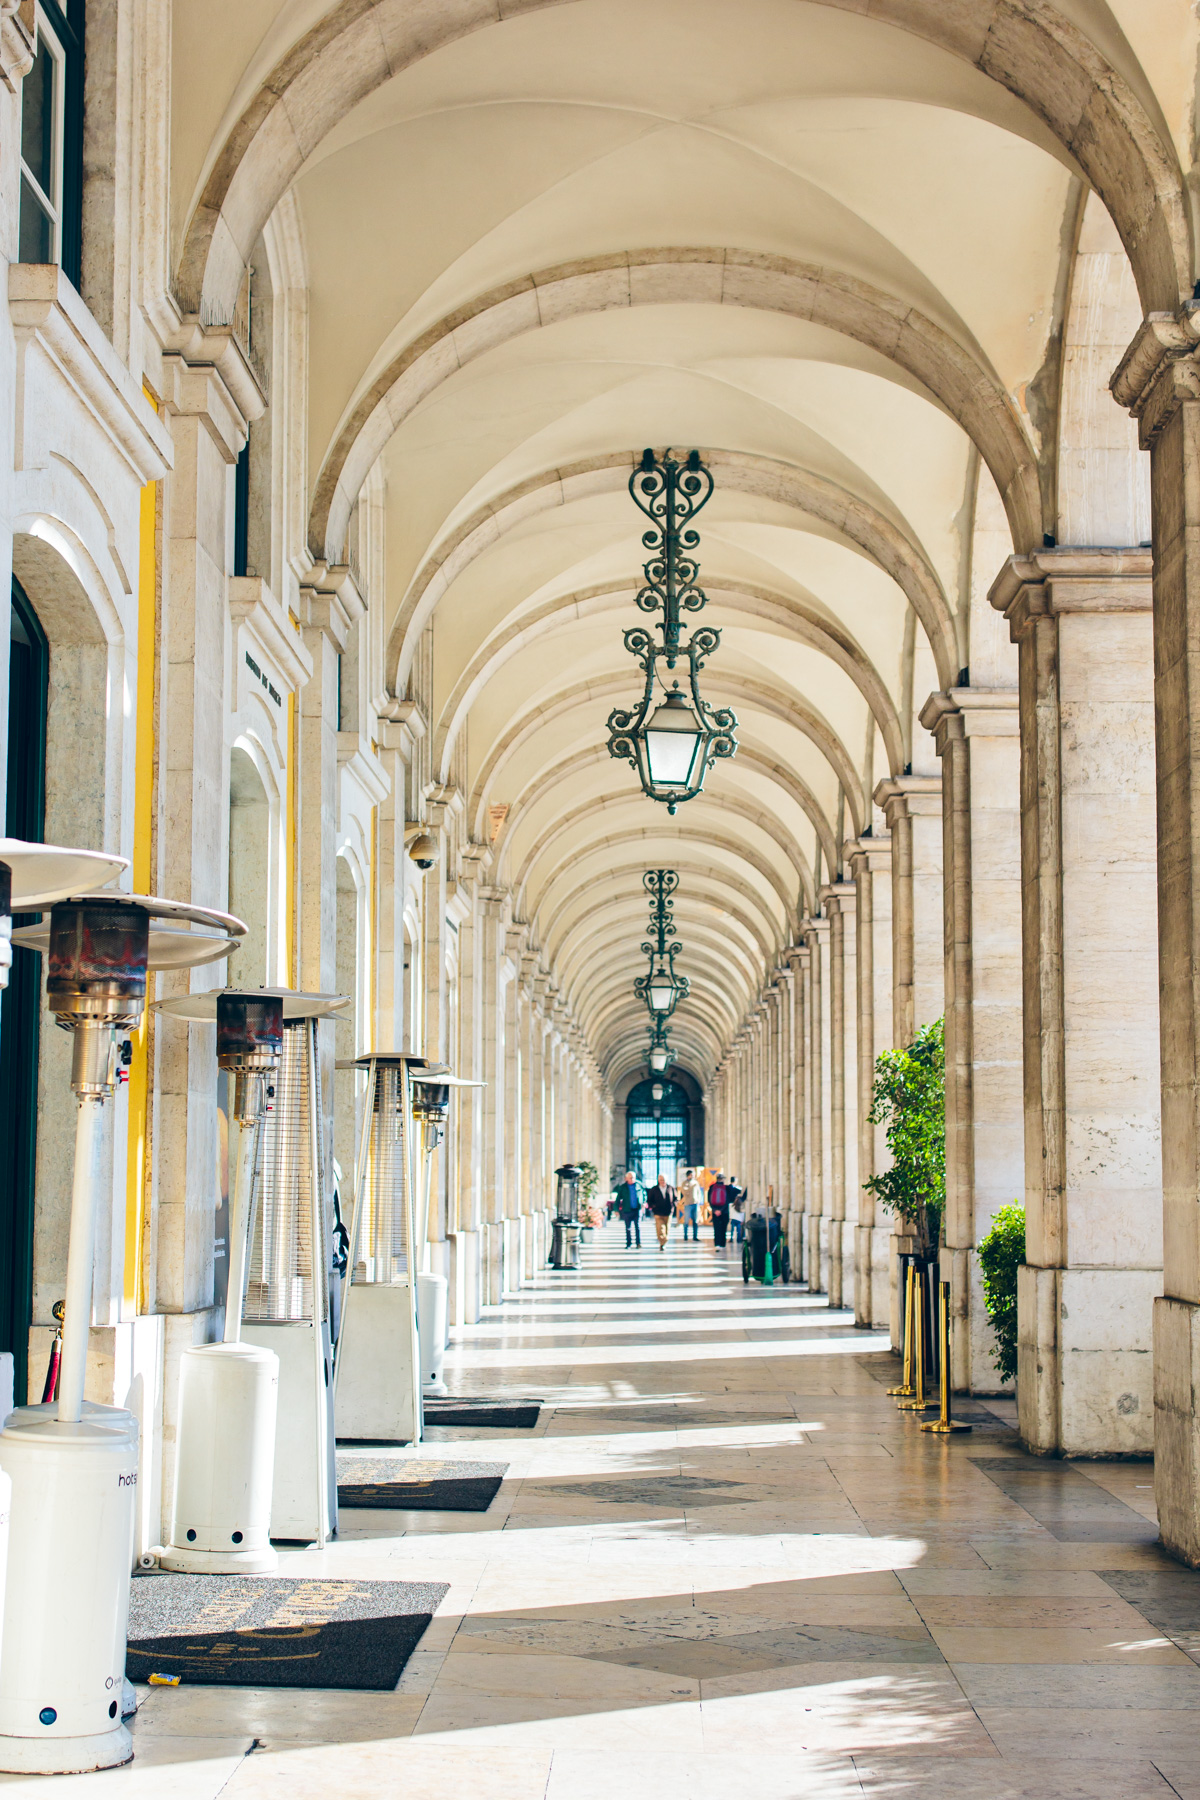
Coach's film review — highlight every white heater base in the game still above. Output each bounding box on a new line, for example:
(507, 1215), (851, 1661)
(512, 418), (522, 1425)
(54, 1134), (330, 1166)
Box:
(162, 1342), (278, 1573)
(417, 1272), (449, 1396)
(0, 1723), (132, 1775)
(335, 1282), (421, 1444)
(0, 1416), (138, 1772)
(160, 1542), (277, 1575)
(242, 1321), (336, 1542)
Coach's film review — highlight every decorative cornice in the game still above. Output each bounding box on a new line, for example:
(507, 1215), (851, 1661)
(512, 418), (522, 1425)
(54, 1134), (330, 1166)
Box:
(988, 548), (1154, 644)
(872, 774), (942, 826)
(918, 687), (1019, 755)
(1111, 311), (1200, 450)
(9, 263), (172, 485)
(229, 575), (313, 694)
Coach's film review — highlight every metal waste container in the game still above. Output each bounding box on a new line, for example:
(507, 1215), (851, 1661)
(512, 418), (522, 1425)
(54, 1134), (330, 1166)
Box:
(549, 1163), (582, 1269)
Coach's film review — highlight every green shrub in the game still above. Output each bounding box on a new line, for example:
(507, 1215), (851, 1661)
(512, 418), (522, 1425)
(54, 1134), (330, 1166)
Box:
(864, 1018), (945, 1260)
(979, 1203), (1025, 1385)
(577, 1161), (599, 1202)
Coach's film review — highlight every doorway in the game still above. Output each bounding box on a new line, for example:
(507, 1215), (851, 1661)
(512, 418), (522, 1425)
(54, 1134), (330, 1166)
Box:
(625, 1077), (690, 1186)
(0, 579), (48, 1399)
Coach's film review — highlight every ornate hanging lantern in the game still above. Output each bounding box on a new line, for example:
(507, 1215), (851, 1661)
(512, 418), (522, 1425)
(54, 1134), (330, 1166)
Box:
(633, 869), (689, 1020)
(607, 448), (737, 811)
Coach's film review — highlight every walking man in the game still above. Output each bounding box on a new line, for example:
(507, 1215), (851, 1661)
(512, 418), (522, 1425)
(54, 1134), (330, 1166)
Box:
(647, 1172), (675, 1251)
(679, 1167), (703, 1241)
(619, 1170), (643, 1248)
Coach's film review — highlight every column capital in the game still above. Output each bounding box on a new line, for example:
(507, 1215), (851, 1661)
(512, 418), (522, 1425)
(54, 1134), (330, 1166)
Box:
(785, 944), (810, 972)
(801, 915), (830, 946)
(872, 775), (941, 826)
(818, 879), (856, 915)
(844, 833), (891, 878)
(919, 686), (1019, 755)
(0, 0), (33, 92)
(377, 697), (427, 756)
(157, 315), (267, 460)
(1111, 311), (1200, 449)
(988, 548), (1153, 643)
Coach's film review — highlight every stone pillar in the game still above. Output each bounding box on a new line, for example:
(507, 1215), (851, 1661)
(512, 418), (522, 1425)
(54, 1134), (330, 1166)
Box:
(847, 837), (893, 1329)
(919, 687), (1023, 1390)
(786, 945), (809, 1278)
(873, 776), (944, 1340)
(804, 916), (829, 1290)
(991, 550), (1159, 1455)
(821, 882), (856, 1308)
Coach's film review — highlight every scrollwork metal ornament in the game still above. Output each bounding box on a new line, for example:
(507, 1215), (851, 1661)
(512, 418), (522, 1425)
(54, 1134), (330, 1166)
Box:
(633, 869), (689, 1020)
(606, 448), (739, 812)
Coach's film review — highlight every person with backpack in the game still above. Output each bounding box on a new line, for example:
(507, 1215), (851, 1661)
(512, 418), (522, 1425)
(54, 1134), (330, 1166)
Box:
(707, 1171), (732, 1248)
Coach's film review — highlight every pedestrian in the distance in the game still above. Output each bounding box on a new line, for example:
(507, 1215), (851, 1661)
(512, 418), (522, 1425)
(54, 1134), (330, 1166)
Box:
(647, 1172), (675, 1251)
(708, 1171), (732, 1248)
(618, 1170), (643, 1248)
(679, 1166), (703, 1241)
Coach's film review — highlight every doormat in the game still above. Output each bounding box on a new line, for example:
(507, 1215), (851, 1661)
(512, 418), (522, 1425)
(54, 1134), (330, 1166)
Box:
(423, 1396), (542, 1428)
(337, 1456), (507, 1510)
(127, 1573), (448, 1690)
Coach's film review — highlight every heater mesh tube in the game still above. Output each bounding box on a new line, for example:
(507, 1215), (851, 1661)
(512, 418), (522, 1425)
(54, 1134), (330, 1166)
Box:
(243, 1021), (329, 1324)
(355, 1063), (412, 1283)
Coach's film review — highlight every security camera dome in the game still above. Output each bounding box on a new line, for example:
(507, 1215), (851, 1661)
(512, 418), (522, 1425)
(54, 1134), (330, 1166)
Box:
(408, 833), (439, 870)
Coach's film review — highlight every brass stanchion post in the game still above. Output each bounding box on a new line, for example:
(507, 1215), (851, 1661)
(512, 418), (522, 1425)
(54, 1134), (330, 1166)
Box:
(922, 1279), (972, 1434)
(899, 1265), (933, 1411)
(888, 1259), (915, 1397)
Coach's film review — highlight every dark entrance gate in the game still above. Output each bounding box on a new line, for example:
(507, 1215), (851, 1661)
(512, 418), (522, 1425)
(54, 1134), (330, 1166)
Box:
(625, 1078), (691, 1186)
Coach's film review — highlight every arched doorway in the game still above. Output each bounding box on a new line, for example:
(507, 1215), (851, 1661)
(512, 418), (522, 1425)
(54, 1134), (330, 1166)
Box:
(625, 1078), (691, 1187)
(0, 579), (48, 1399)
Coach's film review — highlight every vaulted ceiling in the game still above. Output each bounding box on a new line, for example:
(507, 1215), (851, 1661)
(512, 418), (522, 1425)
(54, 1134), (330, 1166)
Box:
(174, 0), (1189, 1088)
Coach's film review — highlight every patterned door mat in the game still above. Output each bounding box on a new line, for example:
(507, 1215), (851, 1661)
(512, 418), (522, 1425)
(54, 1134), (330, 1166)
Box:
(127, 1573), (448, 1690)
(337, 1456), (508, 1510)
(422, 1396), (541, 1428)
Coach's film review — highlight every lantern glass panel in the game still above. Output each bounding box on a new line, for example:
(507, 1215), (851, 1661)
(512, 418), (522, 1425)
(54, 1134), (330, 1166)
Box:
(643, 693), (702, 788)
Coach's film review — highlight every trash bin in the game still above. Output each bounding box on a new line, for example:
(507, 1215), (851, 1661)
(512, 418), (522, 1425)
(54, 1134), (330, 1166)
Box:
(549, 1163), (583, 1269)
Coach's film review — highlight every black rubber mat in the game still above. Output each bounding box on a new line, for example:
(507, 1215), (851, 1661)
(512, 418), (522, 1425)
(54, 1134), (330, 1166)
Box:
(423, 1396), (541, 1428)
(337, 1456), (507, 1510)
(127, 1573), (447, 1690)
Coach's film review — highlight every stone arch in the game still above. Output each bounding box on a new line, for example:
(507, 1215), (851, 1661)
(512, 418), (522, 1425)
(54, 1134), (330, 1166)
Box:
(311, 251), (1042, 561)
(391, 452), (960, 696)
(442, 587), (900, 805)
(177, 1), (1189, 354)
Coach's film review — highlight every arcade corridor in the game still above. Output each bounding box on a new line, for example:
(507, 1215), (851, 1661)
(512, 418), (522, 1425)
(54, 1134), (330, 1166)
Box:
(84, 1233), (1200, 1800)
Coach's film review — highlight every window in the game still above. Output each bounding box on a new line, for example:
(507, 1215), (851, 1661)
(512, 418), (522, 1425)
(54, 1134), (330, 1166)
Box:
(18, 1), (83, 285)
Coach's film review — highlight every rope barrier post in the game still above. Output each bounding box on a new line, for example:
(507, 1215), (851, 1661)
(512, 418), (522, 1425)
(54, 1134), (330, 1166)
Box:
(921, 1279), (973, 1434)
(888, 1257), (916, 1398)
(899, 1264), (933, 1411)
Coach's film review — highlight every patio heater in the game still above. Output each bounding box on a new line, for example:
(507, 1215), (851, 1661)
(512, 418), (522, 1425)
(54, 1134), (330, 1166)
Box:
(333, 1053), (423, 1444)
(151, 989), (290, 1574)
(334, 1057), (482, 1435)
(0, 890), (242, 1776)
(234, 994), (347, 1544)
(549, 1164), (582, 1270)
(411, 1065), (482, 1396)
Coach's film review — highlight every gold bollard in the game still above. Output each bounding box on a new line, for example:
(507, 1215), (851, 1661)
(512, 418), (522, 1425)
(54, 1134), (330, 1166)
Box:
(888, 1261), (916, 1397)
(899, 1267), (933, 1411)
(922, 1279), (973, 1434)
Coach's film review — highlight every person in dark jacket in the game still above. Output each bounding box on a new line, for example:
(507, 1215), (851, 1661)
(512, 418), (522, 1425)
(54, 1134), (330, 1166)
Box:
(646, 1173), (676, 1251)
(618, 1170), (643, 1248)
(708, 1172), (731, 1247)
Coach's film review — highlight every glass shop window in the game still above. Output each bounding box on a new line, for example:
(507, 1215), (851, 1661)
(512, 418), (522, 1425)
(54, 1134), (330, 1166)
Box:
(18, 1), (83, 286)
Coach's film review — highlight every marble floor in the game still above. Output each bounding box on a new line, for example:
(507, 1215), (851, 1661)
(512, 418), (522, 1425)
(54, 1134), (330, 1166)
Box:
(13, 1229), (1200, 1796)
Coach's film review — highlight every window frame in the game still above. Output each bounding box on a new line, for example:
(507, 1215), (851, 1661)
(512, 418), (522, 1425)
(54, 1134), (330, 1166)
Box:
(18, 0), (84, 287)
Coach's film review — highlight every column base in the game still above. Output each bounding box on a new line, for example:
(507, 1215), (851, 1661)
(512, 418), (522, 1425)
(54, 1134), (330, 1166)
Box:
(1154, 1295), (1200, 1564)
(1019, 1265), (1156, 1456)
(855, 1225), (892, 1329)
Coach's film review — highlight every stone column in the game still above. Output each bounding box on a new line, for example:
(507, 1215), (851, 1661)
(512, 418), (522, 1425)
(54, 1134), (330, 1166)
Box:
(804, 916), (829, 1290)
(920, 687), (1024, 1391)
(990, 550), (1159, 1456)
(847, 837), (893, 1329)
(873, 776), (944, 1339)
(820, 882), (856, 1308)
(786, 946), (809, 1276)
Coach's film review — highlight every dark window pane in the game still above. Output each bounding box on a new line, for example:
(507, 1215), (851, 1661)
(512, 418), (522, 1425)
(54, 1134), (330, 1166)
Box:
(18, 175), (52, 263)
(20, 33), (55, 197)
